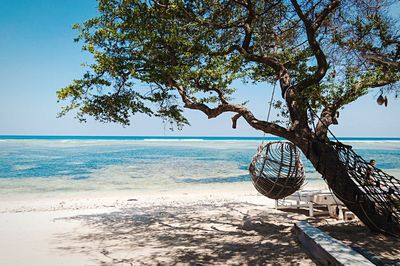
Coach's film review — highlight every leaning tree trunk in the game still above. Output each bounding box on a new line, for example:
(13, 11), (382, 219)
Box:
(294, 137), (400, 237)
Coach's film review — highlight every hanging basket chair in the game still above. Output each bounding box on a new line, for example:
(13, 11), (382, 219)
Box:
(249, 141), (305, 199)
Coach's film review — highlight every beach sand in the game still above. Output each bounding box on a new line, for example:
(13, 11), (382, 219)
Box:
(0, 184), (399, 265)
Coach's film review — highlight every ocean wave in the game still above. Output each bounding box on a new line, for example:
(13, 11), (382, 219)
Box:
(143, 138), (205, 142)
(177, 174), (250, 184)
(13, 164), (37, 171)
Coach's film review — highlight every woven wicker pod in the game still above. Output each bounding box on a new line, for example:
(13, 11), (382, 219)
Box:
(249, 141), (305, 199)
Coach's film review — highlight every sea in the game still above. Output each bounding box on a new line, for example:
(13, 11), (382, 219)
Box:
(0, 136), (399, 199)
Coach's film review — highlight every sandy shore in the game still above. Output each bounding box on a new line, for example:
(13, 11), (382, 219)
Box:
(0, 184), (313, 266)
(0, 185), (399, 265)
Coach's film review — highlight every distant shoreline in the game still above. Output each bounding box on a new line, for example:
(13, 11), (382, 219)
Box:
(0, 135), (400, 141)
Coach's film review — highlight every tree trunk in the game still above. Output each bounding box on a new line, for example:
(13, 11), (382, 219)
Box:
(294, 137), (400, 237)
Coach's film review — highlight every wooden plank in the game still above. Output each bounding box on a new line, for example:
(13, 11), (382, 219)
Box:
(294, 221), (374, 266)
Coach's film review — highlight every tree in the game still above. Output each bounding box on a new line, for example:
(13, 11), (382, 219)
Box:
(58, 0), (400, 236)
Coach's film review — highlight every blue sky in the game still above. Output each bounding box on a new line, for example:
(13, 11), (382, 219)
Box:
(0, 0), (399, 137)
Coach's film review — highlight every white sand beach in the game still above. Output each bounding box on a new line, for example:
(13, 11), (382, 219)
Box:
(1, 183), (399, 265)
(0, 184), (311, 266)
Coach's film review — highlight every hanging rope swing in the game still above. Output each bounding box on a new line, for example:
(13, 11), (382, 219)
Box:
(249, 82), (305, 199)
(249, 141), (305, 199)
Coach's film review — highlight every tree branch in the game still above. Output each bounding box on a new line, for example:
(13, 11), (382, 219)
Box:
(211, 43), (284, 73)
(315, 106), (338, 138)
(167, 78), (292, 139)
(233, 45), (283, 72)
(363, 51), (400, 69)
(314, 0), (340, 29)
(333, 76), (397, 110)
(291, 0), (339, 89)
(231, 113), (241, 128)
(193, 79), (228, 104)
(241, 0), (255, 51)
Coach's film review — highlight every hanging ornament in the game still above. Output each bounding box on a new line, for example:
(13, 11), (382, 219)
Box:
(377, 96), (389, 107)
(377, 94), (385, 105)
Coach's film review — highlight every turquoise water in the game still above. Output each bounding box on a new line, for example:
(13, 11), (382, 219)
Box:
(1, 135), (400, 141)
(0, 136), (399, 196)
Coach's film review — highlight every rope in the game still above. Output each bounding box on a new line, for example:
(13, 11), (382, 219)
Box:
(266, 82), (277, 124)
(261, 81), (277, 146)
(254, 81), (277, 189)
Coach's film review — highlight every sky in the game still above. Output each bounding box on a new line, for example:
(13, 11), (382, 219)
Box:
(0, 0), (399, 137)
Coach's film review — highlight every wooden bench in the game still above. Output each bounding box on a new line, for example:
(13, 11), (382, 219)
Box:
(293, 221), (374, 265)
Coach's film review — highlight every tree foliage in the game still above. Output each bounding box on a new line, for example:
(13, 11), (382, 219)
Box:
(58, 0), (400, 138)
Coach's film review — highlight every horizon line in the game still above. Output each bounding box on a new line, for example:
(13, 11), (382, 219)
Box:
(0, 135), (399, 139)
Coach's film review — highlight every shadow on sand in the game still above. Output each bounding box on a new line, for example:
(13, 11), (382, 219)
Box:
(315, 222), (400, 265)
(54, 201), (313, 265)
